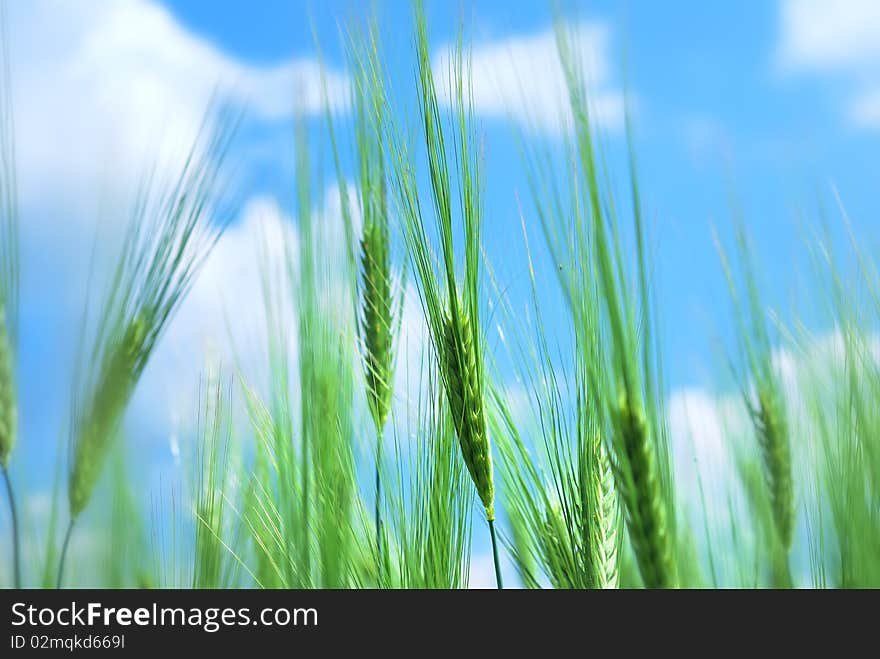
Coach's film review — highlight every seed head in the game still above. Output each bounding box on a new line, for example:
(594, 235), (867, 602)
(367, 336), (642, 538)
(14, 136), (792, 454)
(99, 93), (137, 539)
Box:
(0, 309), (16, 467)
(612, 393), (675, 588)
(360, 220), (394, 431)
(754, 390), (794, 550)
(543, 501), (576, 589)
(439, 311), (494, 519)
(69, 314), (148, 517)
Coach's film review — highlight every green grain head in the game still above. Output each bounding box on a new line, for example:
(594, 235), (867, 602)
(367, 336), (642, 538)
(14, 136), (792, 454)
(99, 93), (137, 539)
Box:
(67, 106), (234, 522)
(388, 5), (496, 523)
(753, 389), (794, 550)
(542, 501), (576, 589)
(0, 3), (19, 471)
(591, 438), (621, 589)
(69, 314), (146, 517)
(439, 310), (494, 519)
(0, 309), (15, 467)
(360, 216), (394, 431)
(715, 220), (796, 570)
(612, 393), (675, 589)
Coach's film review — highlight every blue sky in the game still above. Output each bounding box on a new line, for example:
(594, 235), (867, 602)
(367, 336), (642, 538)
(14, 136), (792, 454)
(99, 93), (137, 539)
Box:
(155, 0), (879, 388)
(4, 0), (880, 585)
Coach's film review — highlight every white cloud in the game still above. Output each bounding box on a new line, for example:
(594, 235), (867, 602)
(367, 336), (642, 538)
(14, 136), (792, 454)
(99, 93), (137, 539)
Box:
(777, 0), (880, 129)
(432, 21), (624, 136)
(850, 89), (880, 127)
(8, 0), (348, 210)
(4, 0), (352, 460)
(137, 196), (295, 448)
(778, 0), (880, 73)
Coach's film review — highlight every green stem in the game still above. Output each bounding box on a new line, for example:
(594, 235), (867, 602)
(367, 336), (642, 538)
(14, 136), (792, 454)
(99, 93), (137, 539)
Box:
(56, 518), (75, 589)
(301, 424), (310, 587)
(488, 518), (503, 590)
(2, 465), (21, 588)
(375, 427), (383, 586)
(773, 547), (793, 589)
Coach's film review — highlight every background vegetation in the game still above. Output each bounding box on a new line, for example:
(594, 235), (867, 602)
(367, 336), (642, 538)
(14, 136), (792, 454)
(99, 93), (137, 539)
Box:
(1, 2), (878, 589)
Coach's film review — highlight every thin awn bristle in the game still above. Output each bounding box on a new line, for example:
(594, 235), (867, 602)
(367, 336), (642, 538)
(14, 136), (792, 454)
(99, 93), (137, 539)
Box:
(439, 310), (494, 520)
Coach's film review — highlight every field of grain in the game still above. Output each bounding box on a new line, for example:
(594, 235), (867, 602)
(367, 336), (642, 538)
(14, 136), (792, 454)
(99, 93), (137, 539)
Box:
(1, 1), (878, 590)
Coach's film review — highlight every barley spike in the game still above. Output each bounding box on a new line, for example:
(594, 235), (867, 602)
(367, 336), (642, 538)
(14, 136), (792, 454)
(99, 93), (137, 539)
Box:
(69, 315), (146, 517)
(613, 394), (675, 588)
(0, 309), (15, 468)
(591, 440), (620, 589)
(754, 390), (794, 550)
(439, 311), (494, 520)
(360, 219), (393, 431)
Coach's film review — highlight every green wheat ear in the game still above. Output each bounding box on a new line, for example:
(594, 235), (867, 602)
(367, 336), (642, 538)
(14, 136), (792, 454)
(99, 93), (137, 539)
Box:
(360, 217), (394, 431)
(542, 501), (576, 589)
(69, 313), (147, 517)
(440, 310), (494, 520)
(754, 390), (794, 550)
(73, 317), (144, 492)
(64, 107), (235, 534)
(592, 438), (620, 589)
(0, 308), (15, 467)
(714, 219), (795, 582)
(613, 393), (675, 588)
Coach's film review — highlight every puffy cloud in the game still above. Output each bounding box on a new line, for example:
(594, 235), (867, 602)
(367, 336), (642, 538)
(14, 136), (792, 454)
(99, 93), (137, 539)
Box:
(432, 21), (624, 136)
(777, 0), (880, 129)
(777, 0), (880, 73)
(8, 0), (348, 212)
(4, 0), (352, 461)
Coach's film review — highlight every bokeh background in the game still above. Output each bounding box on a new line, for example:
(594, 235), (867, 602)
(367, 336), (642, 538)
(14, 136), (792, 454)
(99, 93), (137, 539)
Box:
(2, 0), (879, 586)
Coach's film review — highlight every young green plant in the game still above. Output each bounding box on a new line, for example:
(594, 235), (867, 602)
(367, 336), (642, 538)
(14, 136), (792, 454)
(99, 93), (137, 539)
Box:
(0, 0), (21, 588)
(388, 5), (501, 588)
(715, 221), (794, 586)
(58, 110), (236, 587)
(328, 22), (404, 577)
(490, 211), (621, 589)
(547, 22), (677, 588)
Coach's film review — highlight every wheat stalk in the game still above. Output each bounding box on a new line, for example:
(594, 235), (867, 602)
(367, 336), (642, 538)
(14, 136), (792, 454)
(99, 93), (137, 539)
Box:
(353, 29), (398, 440)
(0, 0), (22, 588)
(387, 3), (501, 587)
(555, 23), (677, 587)
(0, 309), (15, 469)
(715, 221), (795, 585)
(59, 109), (235, 587)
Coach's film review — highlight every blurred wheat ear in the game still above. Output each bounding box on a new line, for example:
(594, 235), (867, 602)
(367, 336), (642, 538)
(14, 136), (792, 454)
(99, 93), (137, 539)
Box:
(0, 0), (22, 588)
(0, 310), (15, 468)
(58, 105), (238, 587)
(715, 221), (795, 586)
